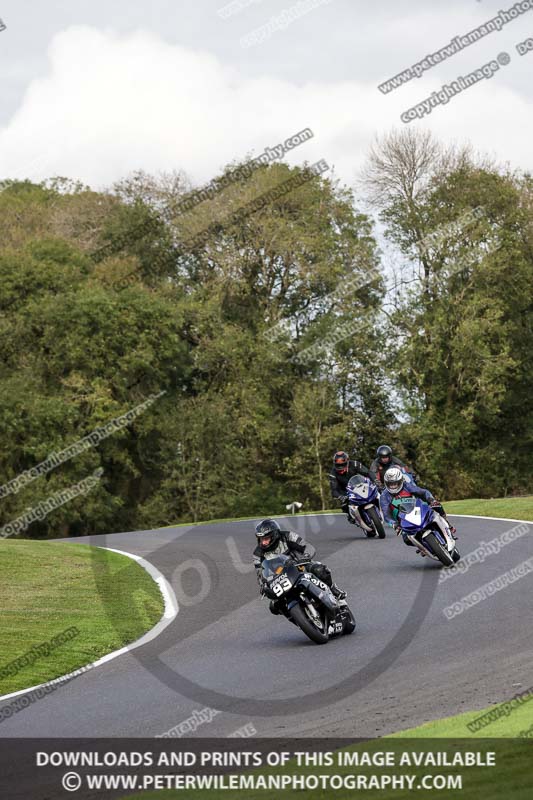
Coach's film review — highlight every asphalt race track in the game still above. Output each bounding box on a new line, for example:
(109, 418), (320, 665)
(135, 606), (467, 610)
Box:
(1, 514), (532, 738)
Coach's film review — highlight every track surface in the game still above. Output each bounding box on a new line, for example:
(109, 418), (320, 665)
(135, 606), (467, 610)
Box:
(1, 514), (532, 738)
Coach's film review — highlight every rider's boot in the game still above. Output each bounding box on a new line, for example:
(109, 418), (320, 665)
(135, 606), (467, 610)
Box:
(330, 583), (347, 600)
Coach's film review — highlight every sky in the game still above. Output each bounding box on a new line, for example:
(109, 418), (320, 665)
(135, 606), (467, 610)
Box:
(0, 0), (532, 193)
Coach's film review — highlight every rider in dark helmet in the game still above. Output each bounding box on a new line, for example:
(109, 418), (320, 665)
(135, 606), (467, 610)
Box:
(370, 445), (415, 489)
(253, 518), (346, 614)
(329, 451), (376, 522)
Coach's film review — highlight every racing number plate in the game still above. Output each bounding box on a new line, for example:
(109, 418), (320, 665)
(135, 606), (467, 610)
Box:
(271, 575), (292, 596)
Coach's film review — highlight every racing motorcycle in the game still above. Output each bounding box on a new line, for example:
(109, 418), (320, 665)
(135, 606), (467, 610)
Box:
(261, 554), (356, 645)
(394, 496), (460, 567)
(346, 475), (386, 538)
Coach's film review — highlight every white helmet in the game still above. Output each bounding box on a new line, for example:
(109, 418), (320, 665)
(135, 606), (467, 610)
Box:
(384, 466), (404, 495)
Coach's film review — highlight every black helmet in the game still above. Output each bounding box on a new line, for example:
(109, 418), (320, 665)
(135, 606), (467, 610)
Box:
(255, 519), (281, 551)
(376, 444), (393, 466)
(333, 450), (349, 475)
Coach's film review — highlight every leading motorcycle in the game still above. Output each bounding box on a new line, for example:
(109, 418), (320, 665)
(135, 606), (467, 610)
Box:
(261, 555), (356, 645)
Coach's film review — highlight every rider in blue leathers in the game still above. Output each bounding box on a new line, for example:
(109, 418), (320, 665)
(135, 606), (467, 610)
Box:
(380, 467), (456, 544)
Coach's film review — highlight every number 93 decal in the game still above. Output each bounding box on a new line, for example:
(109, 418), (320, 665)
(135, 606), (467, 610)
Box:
(271, 576), (292, 596)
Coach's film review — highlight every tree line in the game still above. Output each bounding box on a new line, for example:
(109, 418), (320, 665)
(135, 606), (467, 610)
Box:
(0, 129), (531, 537)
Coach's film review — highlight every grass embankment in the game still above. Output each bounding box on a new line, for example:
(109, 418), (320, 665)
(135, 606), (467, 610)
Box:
(126, 738), (532, 800)
(445, 496), (533, 522)
(389, 698), (533, 739)
(0, 540), (164, 695)
(164, 496), (533, 530)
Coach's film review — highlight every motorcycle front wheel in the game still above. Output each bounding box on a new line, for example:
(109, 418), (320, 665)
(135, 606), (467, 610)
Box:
(423, 532), (454, 567)
(367, 506), (386, 539)
(289, 602), (329, 645)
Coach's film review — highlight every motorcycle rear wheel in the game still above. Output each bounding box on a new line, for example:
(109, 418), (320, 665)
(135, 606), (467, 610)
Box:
(342, 606), (356, 635)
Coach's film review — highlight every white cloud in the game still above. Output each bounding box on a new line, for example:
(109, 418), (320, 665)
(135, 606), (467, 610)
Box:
(0, 24), (532, 190)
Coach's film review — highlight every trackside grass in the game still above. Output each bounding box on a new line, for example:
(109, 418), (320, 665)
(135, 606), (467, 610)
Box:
(387, 694), (533, 739)
(124, 739), (532, 800)
(162, 496), (533, 530)
(0, 540), (164, 695)
(445, 496), (533, 522)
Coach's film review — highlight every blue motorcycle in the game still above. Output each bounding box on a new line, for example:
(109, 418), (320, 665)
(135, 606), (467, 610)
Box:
(346, 475), (386, 538)
(394, 496), (460, 566)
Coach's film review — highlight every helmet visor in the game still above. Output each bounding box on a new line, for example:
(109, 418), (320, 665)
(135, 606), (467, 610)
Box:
(334, 456), (348, 473)
(386, 480), (402, 494)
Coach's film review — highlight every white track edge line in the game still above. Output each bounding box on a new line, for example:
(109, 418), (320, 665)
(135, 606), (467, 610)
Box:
(449, 514), (533, 524)
(0, 546), (179, 703)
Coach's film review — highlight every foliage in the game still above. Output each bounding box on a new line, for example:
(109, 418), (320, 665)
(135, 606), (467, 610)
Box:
(0, 143), (531, 535)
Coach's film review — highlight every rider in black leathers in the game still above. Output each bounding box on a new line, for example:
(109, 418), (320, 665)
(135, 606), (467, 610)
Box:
(370, 444), (415, 489)
(253, 519), (346, 614)
(329, 451), (376, 521)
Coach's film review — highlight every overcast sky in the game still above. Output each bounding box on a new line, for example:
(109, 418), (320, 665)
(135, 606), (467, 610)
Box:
(1, 0), (532, 192)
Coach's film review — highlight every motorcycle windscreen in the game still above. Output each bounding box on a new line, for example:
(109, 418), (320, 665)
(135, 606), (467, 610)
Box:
(261, 554), (290, 581)
(397, 497), (433, 530)
(347, 474), (370, 500)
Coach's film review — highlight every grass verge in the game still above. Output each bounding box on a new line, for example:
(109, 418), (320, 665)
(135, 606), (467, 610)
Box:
(388, 697), (533, 739)
(162, 497), (533, 531)
(445, 496), (533, 522)
(124, 739), (532, 800)
(0, 540), (164, 695)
